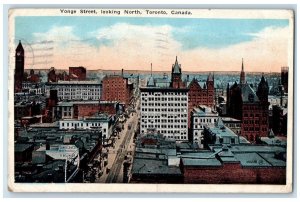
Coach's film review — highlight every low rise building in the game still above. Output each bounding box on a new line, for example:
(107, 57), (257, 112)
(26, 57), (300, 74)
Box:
(59, 114), (112, 140)
(46, 80), (101, 101)
(203, 118), (247, 147)
(180, 144), (286, 184)
(191, 105), (219, 147)
(221, 117), (242, 136)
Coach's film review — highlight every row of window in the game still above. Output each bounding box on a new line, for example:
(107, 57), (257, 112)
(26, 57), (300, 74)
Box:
(142, 103), (187, 107)
(141, 108), (187, 113)
(142, 92), (187, 96)
(142, 119), (186, 123)
(141, 124), (187, 128)
(62, 122), (103, 127)
(194, 118), (217, 123)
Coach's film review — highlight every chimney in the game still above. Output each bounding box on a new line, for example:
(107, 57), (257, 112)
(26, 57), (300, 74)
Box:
(121, 69), (124, 77)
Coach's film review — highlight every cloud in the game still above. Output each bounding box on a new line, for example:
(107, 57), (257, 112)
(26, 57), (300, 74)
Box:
(180, 26), (291, 72)
(28, 24), (291, 73)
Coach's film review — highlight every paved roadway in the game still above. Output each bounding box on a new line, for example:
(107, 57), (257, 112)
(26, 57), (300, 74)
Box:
(105, 100), (139, 183)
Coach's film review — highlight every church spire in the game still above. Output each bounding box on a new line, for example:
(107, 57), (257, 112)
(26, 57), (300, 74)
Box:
(240, 58), (246, 84)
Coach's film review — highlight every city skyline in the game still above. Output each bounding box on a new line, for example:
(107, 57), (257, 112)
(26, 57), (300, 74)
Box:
(15, 16), (290, 72)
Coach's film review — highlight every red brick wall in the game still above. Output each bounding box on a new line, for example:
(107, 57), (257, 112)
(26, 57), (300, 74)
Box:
(241, 103), (269, 142)
(101, 76), (132, 106)
(74, 104), (99, 118)
(182, 163), (286, 184)
(99, 103), (116, 115)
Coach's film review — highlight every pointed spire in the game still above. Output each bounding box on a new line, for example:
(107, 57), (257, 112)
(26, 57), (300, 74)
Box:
(172, 56), (181, 74)
(207, 72), (213, 81)
(16, 40), (24, 51)
(240, 58), (246, 84)
(242, 58), (244, 72)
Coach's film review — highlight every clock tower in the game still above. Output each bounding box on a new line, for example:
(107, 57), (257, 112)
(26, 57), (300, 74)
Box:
(15, 40), (24, 92)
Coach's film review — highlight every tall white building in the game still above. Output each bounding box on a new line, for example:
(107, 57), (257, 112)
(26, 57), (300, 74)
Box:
(140, 88), (189, 141)
(46, 80), (101, 101)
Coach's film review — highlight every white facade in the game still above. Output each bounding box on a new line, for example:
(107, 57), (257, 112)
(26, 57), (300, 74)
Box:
(46, 80), (101, 101)
(59, 117), (110, 139)
(140, 88), (189, 141)
(191, 105), (219, 147)
(22, 81), (45, 95)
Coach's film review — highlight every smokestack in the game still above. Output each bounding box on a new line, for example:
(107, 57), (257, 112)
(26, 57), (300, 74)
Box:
(121, 69), (124, 77)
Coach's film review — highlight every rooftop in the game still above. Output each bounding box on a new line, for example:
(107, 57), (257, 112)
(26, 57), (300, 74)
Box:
(30, 122), (59, 128)
(193, 105), (218, 116)
(15, 144), (33, 152)
(181, 158), (222, 167)
(48, 80), (101, 85)
(132, 158), (181, 175)
(234, 153), (272, 167)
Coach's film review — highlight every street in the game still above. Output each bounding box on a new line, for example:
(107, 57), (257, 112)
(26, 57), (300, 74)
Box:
(96, 98), (139, 183)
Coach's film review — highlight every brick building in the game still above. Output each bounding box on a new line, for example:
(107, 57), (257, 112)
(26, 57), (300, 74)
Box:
(180, 145), (286, 184)
(186, 75), (214, 129)
(227, 60), (269, 142)
(69, 66), (86, 80)
(101, 72), (134, 107)
(99, 101), (119, 115)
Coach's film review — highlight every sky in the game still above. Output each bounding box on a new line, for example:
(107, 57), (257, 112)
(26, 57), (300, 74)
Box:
(14, 16), (291, 72)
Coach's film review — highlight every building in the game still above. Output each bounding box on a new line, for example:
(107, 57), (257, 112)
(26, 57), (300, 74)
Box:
(46, 80), (101, 101)
(180, 144), (286, 184)
(130, 129), (182, 183)
(14, 41), (25, 93)
(203, 118), (243, 147)
(271, 105), (287, 136)
(52, 100), (120, 121)
(15, 143), (34, 162)
(227, 59), (269, 142)
(221, 117), (241, 136)
(140, 84), (189, 141)
(281, 66), (288, 94)
(69, 66), (87, 80)
(59, 114), (113, 140)
(101, 71), (134, 107)
(191, 105), (219, 147)
(22, 81), (45, 95)
(170, 56), (186, 89)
